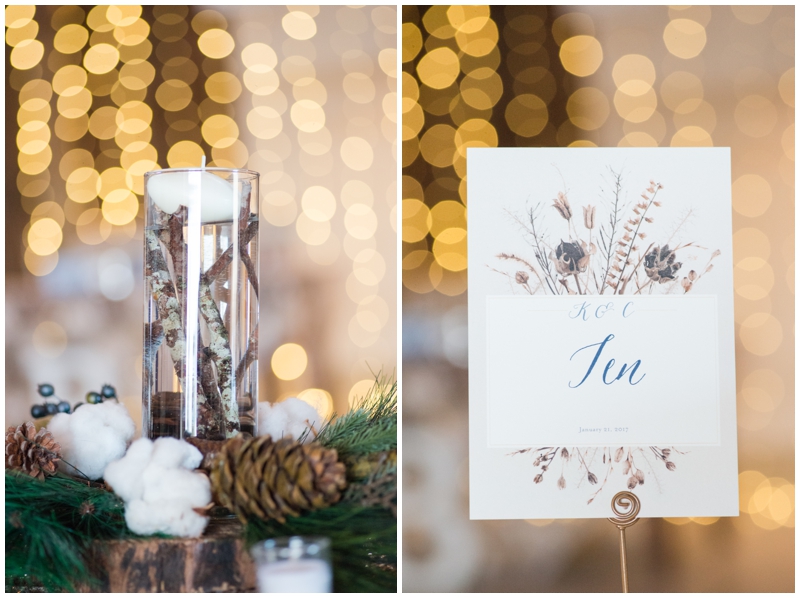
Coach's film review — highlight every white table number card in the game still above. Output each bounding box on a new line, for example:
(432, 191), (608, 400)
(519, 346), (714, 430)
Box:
(468, 148), (739, 519)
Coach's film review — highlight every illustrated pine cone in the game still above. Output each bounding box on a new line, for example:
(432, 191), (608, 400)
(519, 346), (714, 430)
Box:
(644, 244), (681, 283)
(5, 421), (61, 480)
(550, 240), (590, 275)
(210, 435), (347, 524)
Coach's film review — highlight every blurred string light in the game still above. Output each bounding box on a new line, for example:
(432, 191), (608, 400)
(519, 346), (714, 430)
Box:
(297, 388), (334, 420)
(271, 342), (308, 381)
(7, 4), (153, 277)
(8, 6), (397, 407)
(238, 5), (397, 366)
(665, 471), (794, 530)
(8, 5), (57, 276)
(402, 6), (793, 395)
(402, 5), (506, 297)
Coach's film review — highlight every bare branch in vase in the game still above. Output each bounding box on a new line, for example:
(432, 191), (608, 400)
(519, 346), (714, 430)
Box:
(205, 220), (259, 283)
(235, 329), (258, 390)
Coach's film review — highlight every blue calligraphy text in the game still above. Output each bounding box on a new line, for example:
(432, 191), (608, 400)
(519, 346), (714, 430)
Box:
(568, 333), (646, 388)
(595, 302), (613, 318)
(569, 301), (590, 321)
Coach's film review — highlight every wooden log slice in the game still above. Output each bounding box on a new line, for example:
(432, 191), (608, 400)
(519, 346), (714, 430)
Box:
(83, 518), (256, 592)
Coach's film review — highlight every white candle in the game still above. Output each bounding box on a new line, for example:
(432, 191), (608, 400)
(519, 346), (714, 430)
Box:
(257, 559), (333, 593)
(146, 170), (238, 223)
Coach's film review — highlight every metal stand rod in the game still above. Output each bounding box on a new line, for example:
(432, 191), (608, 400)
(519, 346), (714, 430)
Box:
(618, 526), (629, 592)
(608, 491), (640, 593)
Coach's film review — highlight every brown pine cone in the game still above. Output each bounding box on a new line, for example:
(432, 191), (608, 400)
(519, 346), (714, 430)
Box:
(210, 434), (347, 524)
(5, 421), (61, 480)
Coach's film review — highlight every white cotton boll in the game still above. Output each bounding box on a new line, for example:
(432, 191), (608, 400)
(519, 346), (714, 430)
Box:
(123, 499), (158, 535)
(160, 502), (209, 538)
(46, 413), (72, 450)
(47, 402), (136, 480)
(104, 438), (154, 502)
(71, 423), (127, 479)
(107, 436), (211, 538)
(150, 436), (202, 470)
(257, 401), (286, 438)
(124, 499), (208, 538)
(257, 398), (319, 442)
(280, 398), (321, 438)
(141, 464), (211, 507)
(90, 401), (136, 439)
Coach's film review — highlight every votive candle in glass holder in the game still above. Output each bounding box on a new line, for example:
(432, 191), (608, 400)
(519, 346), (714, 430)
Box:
(142, 167), (259, 441)
(250, 536), (333, 593)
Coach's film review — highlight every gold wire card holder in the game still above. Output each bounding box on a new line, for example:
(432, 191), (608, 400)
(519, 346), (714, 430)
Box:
(608, 491), (641, 593)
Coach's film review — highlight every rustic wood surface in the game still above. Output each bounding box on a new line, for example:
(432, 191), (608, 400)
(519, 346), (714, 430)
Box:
(83, 518), (256, 593)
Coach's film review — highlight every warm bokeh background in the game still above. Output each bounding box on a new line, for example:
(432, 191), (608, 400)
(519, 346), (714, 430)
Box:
(5, 6), (396, 430)
(402, 5), (793, 592)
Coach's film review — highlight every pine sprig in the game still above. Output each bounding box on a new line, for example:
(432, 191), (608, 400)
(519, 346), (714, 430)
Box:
(313, 375), (397, 459)
(5, 471), (128, 591)
(244, 502), (396, 593)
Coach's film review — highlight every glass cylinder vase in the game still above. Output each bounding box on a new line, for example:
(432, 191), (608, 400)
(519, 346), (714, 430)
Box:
(142, 168), (259, 441)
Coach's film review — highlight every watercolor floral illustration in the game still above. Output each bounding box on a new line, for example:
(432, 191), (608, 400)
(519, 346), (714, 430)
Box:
(491, 167), (721, 504)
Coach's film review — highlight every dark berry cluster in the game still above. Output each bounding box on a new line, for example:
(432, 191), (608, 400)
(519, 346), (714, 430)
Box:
(31, 383), (118, 419)
(86, 384), (117, 404)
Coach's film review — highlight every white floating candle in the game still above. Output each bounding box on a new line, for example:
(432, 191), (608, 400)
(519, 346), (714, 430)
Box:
(257, 559), (333, 593)
(146, 170), (238, 223)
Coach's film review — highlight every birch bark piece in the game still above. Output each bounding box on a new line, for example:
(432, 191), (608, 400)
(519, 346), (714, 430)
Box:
(145, 230), (188, 390)
(199, 274), (239, 437)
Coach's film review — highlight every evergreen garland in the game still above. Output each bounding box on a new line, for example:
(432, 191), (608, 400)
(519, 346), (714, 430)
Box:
(6, 376), (397, 592)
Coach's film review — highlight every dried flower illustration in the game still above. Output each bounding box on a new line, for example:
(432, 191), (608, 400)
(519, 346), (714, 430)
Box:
(495, 166), (716, 504)
(552, 192), (572, 220)
(583, 205), (596, 229)
(511, 444), (686, 505)
(644, 244), (682, 283)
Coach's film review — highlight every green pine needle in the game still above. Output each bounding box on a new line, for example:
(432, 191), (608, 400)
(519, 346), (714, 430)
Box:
(314, 374), (397, 459)
(5, 471), (128, 591)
